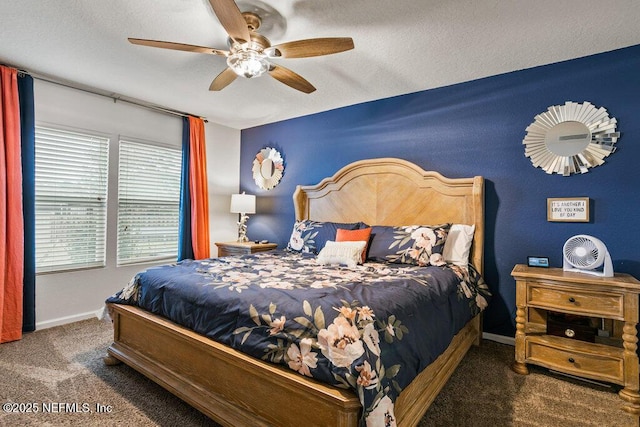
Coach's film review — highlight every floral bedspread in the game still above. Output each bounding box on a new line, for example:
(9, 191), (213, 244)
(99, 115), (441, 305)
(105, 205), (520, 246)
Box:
(106, 250), (490, 426)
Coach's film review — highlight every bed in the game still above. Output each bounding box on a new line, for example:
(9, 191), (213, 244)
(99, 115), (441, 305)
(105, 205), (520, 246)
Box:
(104, 157), (487, 426)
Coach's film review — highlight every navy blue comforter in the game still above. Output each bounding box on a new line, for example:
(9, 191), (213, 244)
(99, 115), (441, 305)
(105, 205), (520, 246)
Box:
(107, 250), (490, 426)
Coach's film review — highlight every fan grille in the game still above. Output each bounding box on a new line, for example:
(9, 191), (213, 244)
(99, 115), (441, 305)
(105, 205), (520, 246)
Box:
(564, 236), (599, 267)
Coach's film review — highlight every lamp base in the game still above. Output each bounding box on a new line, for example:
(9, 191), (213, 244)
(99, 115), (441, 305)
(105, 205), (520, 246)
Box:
(237, 213), (250, 243)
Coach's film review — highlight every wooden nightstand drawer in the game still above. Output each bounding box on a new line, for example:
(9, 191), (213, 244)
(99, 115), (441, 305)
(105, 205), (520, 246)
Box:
(527, 284), (624, 319)
(218, 245), (250, 257)
(526, 338), (624, 384)
(216, 241), (277, 257)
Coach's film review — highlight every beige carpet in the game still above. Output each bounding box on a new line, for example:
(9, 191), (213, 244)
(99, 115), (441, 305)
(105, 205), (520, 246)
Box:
(0, 318), (637, 427)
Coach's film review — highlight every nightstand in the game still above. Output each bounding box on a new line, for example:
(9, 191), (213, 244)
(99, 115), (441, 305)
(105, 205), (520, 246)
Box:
(215, 241), (277, 257)
(511, 264), (640, 414)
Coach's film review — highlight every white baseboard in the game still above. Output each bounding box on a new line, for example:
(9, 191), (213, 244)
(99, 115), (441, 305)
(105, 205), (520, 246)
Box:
(35, 310), (102, 330)
(482, 332), (515, 346)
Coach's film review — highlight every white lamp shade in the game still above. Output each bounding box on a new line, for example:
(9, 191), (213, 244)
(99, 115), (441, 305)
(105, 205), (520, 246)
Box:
(230, 193), (256, 214)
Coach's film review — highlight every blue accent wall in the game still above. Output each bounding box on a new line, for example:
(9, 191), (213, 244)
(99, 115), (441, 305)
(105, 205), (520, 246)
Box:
(240, 44), (640, 337)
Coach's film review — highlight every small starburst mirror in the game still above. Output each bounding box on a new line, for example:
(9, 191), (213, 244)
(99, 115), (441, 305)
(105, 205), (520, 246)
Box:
(252, 147), (284, 190)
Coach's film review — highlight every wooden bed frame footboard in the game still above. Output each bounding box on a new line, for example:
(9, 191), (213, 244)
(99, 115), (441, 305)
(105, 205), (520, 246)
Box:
(106, 304), (481, 427)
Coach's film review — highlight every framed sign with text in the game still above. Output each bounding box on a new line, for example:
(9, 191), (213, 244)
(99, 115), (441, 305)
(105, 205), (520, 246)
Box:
(547, 197), (590, 222)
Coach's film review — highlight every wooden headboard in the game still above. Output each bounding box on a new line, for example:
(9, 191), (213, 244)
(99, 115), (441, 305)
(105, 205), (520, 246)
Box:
(293, 158), (485, 273)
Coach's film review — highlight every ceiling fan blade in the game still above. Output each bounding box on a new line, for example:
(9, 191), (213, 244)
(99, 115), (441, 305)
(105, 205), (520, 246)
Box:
(209, 67), (238, 91)
(268, 65), (316, 94)
(128, 38), (228, 56)
(208, 0), (250, 43)
(268, 38), (354, 59)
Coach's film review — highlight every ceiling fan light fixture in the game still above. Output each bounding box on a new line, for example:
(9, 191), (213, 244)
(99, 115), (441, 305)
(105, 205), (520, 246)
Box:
(227, 46), (269, 78)
(129, 0), (354, 92)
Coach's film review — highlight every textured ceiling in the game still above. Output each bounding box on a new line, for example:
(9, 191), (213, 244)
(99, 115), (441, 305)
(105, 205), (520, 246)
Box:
(1, 0), (639, 130)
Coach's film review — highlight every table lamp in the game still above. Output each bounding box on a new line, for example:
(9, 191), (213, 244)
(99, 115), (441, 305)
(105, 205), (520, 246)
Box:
(230, 192), (256, 242)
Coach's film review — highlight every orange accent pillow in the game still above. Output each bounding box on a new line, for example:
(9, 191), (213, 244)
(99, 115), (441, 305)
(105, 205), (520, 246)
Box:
(335, 227), (372, 264)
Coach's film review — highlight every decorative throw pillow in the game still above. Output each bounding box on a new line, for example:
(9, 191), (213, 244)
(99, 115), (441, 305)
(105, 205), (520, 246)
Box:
(336, 227), (372, 264)
(316, 240), (367, 268)
(368, 224), (451, 266)
(443, 224), (475, 266)
(286, 220), (364, 254)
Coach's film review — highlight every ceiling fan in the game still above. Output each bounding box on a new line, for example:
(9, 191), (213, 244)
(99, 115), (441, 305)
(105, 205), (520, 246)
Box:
(128, 0), (354, 94)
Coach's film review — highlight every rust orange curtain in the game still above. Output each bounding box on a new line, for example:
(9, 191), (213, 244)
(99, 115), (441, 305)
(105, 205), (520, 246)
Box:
(0, 65), (24, 343)
(188, 116), (210, 259)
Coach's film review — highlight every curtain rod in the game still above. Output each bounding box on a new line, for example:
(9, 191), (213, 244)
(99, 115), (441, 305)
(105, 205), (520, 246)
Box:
(9, 65), (207, 122)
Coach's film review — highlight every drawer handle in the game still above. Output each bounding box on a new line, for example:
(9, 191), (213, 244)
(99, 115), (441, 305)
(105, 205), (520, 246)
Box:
(568, 357), (575, 364)
(568, 297), (576, 303)
(565, 329), (576, 338)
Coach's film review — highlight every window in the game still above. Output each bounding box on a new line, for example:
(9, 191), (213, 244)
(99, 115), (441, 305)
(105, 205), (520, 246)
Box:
(117, 140), (181, 265)
(34, 126), (109, 273)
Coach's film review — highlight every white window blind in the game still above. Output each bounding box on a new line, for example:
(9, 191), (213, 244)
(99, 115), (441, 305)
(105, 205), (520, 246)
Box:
(117, 140), (181, 265)
(35, 126), (109, 273)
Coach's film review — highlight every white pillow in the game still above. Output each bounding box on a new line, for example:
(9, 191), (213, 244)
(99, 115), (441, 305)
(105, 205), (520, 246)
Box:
(317, 240), (367, 268)
(443, 224), (475, 266)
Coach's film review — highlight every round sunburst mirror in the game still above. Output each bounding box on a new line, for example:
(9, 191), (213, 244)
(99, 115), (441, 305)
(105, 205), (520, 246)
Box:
(522, 101), (619, 176)
(252, 147), (284, 190)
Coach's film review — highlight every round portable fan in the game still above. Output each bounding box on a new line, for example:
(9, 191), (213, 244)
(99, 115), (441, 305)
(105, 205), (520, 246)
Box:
(562, 234), (614, 277)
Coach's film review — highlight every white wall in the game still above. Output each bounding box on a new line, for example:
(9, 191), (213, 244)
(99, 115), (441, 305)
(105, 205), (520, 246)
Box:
(33, 80), (240, 329)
